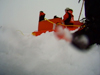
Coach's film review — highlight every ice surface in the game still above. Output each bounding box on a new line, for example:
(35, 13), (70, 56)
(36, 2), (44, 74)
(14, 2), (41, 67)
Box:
(0, 26), (100, 75)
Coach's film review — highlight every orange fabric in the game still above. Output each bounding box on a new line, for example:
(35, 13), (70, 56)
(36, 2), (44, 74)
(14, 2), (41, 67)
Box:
(63, 12), (69, 22)
(70, 16), (74, 23)
(32, 17), (83, 36)
(38, 18), (63, 31)
(63, 10), (74, 24)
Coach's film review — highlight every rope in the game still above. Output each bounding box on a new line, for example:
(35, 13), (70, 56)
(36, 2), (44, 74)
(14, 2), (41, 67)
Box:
(44, 18), (81, 27)
(17, 30), (24, 35)
(44, 18), (55, 24)
(78, 0), (85, 21)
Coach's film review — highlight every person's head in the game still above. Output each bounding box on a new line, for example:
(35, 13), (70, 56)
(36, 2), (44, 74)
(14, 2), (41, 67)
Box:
(65, 8), (70, 12)
(65, 8), (73, 13)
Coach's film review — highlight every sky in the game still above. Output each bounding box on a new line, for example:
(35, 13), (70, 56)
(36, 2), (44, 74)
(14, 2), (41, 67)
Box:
(0, 0), (85, 33)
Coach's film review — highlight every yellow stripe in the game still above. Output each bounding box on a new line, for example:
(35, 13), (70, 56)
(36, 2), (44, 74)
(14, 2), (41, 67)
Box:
(32, 32), (36, 36)
(44, 18), (54, 24)
(44, 18), (81, 27)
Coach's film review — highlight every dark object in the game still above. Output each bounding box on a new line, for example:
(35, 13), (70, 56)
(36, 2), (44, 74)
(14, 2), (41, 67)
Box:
(72, 0), (100, 50)
(39, 15), (45, 22)
(78, 0), (81, 3)
(39, 11), (45, 22)
(54, 15), (59, 18)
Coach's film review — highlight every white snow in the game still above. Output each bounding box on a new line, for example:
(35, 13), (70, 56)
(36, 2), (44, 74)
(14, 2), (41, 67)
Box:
(0, 26), (100, 75)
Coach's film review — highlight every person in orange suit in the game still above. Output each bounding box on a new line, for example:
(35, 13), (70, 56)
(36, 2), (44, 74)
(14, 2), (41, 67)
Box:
(39, 11), (45, 22)
(63, 8), (74, 25)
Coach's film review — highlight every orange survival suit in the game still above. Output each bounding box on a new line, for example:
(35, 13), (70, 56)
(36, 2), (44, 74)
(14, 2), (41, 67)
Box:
(63, 9), (74, 25)
(39, 11), (45, 22)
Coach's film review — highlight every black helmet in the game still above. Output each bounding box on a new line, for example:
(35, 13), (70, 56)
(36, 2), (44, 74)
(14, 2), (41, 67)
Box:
(65, 8), (73, 12)
(65, 8), (70, 11)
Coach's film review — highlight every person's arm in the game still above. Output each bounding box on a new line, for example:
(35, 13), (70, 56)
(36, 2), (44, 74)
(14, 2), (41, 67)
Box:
(63, 13), (69, 22)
